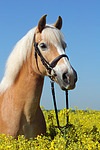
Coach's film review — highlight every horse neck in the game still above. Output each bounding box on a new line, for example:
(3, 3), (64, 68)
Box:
(11, 55), (44, 111)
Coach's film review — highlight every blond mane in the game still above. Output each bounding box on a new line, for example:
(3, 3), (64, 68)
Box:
(0, 25), (64, 93)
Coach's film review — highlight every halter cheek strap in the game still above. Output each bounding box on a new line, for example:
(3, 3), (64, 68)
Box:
(34, 39), (51, 74)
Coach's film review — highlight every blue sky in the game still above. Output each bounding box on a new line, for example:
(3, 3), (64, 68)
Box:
(0, 0), (100, 110)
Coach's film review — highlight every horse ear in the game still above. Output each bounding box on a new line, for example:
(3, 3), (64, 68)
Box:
(37, 14), (47, 32)
(53, 16), (62, 30)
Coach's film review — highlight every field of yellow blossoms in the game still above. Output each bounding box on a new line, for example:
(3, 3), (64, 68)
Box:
(0, 107), (100, 150)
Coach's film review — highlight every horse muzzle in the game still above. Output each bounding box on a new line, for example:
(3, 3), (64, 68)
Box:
(54, 67), (77, 91)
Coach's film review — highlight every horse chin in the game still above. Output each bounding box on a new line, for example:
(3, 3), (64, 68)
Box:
(58, 82), (76, 91)
(61, 84), (76, 91)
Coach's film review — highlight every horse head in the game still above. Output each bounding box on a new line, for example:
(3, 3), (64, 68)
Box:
(33, 15), (77, 90)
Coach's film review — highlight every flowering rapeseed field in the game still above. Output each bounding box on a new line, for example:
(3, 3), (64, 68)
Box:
(0, 107), (100, 150)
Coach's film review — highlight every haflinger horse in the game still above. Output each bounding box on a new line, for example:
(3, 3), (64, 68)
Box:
(0, 15), (77, 139)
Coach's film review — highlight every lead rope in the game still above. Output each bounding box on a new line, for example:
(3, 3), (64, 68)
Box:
(51, 81), (60, 129)
(51, 81), (69, 132)
(66, 90), (69, 124)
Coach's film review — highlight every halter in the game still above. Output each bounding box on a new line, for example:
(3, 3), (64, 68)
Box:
(33, 32), (70, 132)
(33, 33), (68, 80)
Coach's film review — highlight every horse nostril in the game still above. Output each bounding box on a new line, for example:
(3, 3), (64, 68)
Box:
(62, 72), (69, 84)
(74, 75), (77, 83)
(74, 70), (77, 83)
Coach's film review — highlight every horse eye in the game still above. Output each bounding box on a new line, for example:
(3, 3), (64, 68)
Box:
(39, 43), (47, 50)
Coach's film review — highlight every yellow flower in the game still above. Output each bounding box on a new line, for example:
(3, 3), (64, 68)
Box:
(0, 108), (100, 149)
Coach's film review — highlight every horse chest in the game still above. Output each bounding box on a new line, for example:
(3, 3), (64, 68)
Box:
(23, 97), (39, 124)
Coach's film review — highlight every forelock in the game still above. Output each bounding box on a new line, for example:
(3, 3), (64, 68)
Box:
(42, 25), (64, 45)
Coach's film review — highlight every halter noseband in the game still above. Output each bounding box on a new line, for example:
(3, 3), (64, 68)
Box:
(33, 32), (68, 80)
